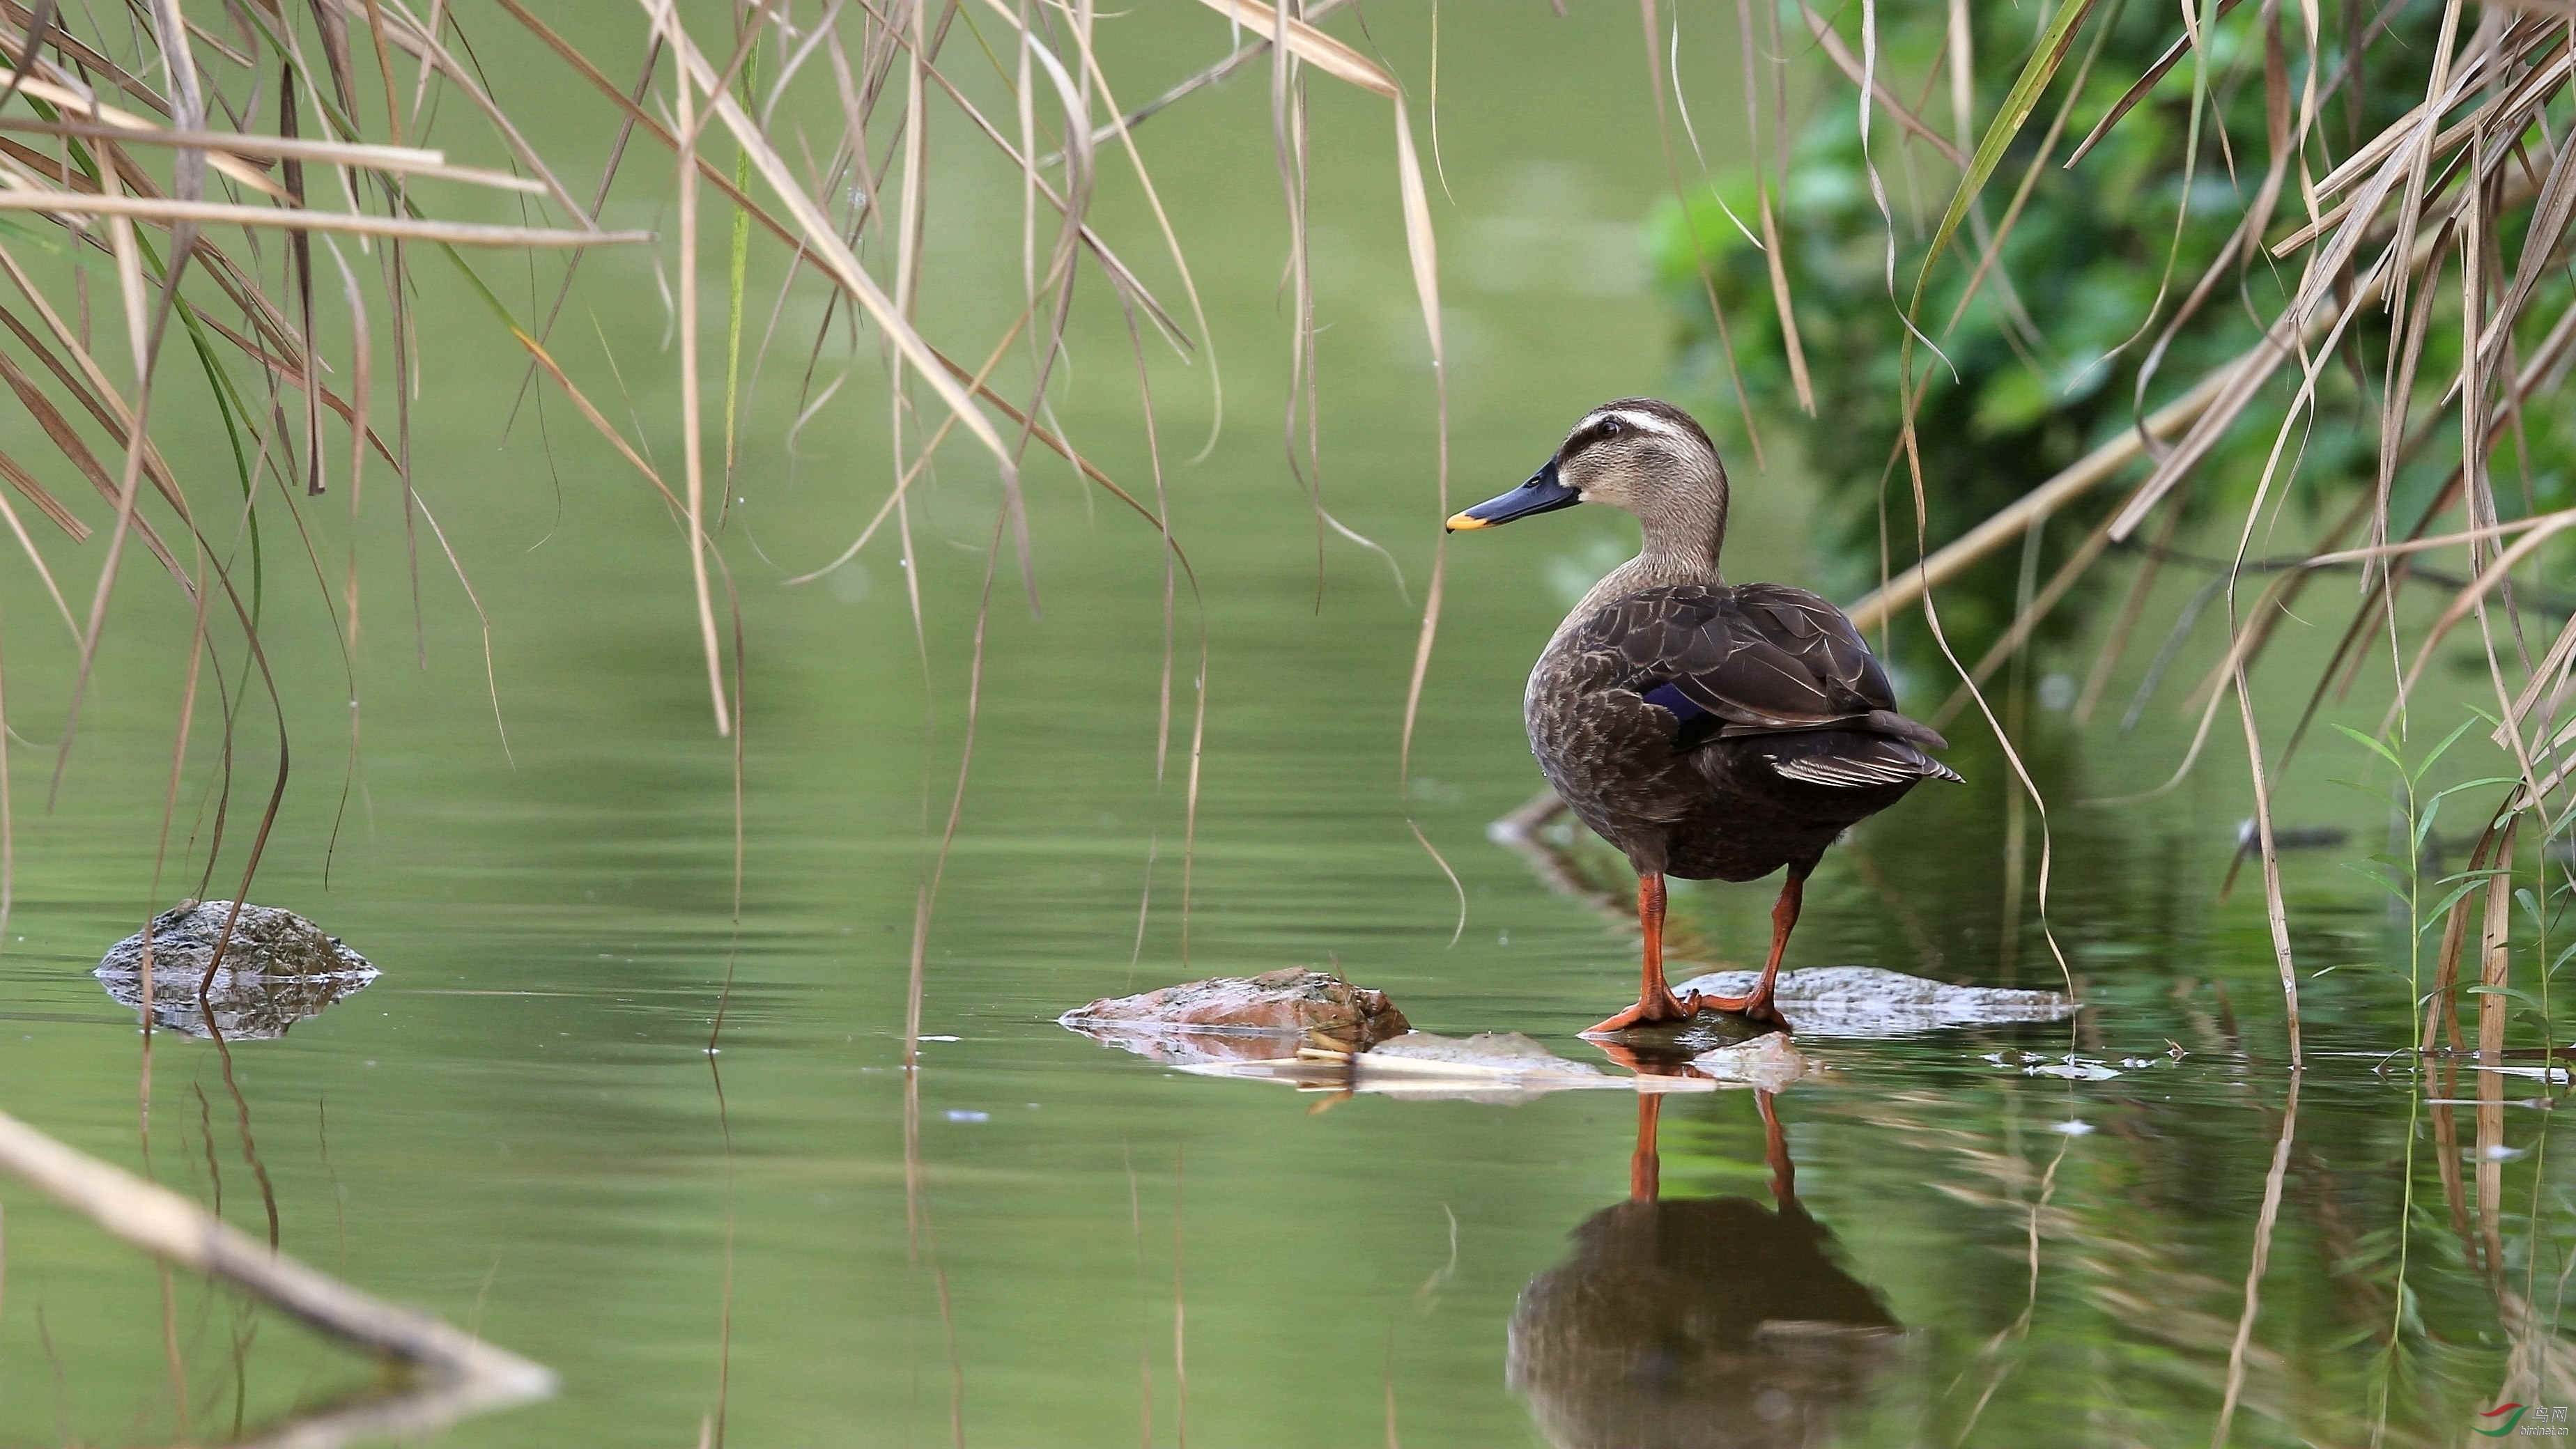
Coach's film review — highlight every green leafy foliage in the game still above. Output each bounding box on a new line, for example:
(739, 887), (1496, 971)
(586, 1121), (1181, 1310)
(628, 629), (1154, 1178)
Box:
(1647, 0), (2576, 663)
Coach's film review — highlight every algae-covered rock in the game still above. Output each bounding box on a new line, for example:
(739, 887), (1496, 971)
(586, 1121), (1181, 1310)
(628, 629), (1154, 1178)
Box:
(1059, 967), (1410, 1048)
(1367, 1030), (1602, 1076)
(1669, 966), (2075, 1039)
(1690, 1032), (1820, 1090)
(96, 901), (377, 1040)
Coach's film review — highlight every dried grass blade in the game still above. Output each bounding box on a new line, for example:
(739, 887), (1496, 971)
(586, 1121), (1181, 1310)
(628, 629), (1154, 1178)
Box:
(0, 454), (79, 637)
(2063, 0), (2252, 167)
(0, 0), (170, 116)
(1734, 0), (1812, 414)
(0, 349), (184, 579)
(0, 192), (649, 245)
(0, 0), (52, 116)
(1061, 26), (1224, 456)
(897, 28), (1187, 347)
(2476, 122), (2576, 374)
(1945, 6), (2117, 336)
(1846, 354), (2232, 631)
(508, 327), (681, 512)
(2478, 817), (2518, 1057)
(2230, 666), (2302, 1065)
(1929, 512), (2118, 726)
(4, 77), (284, 197)
(1188, 0), (1396, 98)
(2108, 202), (2413, 542)
(2387, 513), (2576, 716)
(0, 117), (546, 192)
(665, 0), (728, 737)
(302, 0), (597, 227)
(0, 251), (201, 536)
(0, 444), (88, 538)
(2498, 613), (2576, 744)
(643, 3), (1019, 486)
(1794, 0), (1967, 167)
(1389, 96), (1463, 940)
(2304, 506), (2576, 566)
(1048, 0), (1353, 162)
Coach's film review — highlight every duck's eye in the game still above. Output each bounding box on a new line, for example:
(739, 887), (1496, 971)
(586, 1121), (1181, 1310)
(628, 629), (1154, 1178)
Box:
(1601, 418), (1624, 435)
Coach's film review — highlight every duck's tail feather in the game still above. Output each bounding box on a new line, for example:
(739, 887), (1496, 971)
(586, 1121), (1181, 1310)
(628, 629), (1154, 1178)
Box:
(1763, 733), (1963, 789)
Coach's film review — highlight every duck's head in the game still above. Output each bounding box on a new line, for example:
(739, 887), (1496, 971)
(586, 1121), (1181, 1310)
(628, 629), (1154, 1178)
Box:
(1445, 398), (1729, 552)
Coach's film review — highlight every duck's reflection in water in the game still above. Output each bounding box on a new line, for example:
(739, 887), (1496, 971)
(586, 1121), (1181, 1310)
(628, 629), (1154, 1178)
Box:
(1509, 1092), (1899, 1449)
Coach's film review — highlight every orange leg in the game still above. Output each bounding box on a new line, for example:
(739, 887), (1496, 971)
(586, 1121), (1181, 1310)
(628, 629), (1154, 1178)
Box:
(1629, 1093), (1663, 1202)
(1584, 874), (1704, 1035)
(1754, 1090), (1794, 1204)
(1704, 869), (1803, 1030)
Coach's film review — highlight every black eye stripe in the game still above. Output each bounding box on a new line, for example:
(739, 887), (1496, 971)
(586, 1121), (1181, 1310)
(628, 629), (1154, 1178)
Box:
(1565, 417), (1627, 458)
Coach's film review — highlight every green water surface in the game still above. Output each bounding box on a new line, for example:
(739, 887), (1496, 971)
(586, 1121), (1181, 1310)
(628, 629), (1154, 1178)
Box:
(0, 6), (2563, 1446)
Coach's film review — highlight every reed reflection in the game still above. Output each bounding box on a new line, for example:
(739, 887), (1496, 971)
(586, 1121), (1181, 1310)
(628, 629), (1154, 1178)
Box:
(1509, 1092), (1898, 1449)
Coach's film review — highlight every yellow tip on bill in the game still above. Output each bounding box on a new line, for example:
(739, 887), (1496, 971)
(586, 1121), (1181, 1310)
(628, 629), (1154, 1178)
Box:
(1444, 512), (1488, 532)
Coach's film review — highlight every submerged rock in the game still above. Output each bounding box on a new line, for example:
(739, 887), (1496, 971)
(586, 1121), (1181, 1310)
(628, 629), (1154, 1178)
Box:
(1691, 1033), (1820, 1090)
(1166, 1030), (1729, 1103)
(1059, 967), (1410, 1054)
(95, 901), (378, 1040)
(1368, 1030), (1602, 1076)
(1670, 966), (2076, 1039)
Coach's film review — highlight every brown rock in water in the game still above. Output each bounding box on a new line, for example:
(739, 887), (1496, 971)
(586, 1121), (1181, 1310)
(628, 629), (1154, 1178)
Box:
(98, 900), (371, 979)
(96, 901), (378, 1040)
(1060, 968), (1410, 1048)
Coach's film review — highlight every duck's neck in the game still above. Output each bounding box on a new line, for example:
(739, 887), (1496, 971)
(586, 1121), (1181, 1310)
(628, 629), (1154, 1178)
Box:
(1555, 497), (1729, 642)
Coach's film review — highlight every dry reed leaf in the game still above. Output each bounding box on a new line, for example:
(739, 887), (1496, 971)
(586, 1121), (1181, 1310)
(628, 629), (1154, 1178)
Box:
(0, 444), (87, 540)
(0, 350), (185, 581)
(1730, 0), (1812, 415)
(1049, 0), (1355, 162)
(2497, 613), (2576, 745)
(897, 26), (1186, 347)
(0, 116), (546, 193)
(0, 2), (171, 116)
(1189, 0), (1398, 98)
(641, 1), (1019, 494)
(2063, 0), (2254, 168)
(1796, 0), (1966, 167)
(0, 190), (647, 245)
(660, 0), (727, 736)
(1845, 361), (2235, 630)
(1391, 95), (1464, 940)
(2389, 515), (2576, 716)
(2, 76), (286, 198)
(301, 0), (597, 226)
(2190, 736), (2291, 1019)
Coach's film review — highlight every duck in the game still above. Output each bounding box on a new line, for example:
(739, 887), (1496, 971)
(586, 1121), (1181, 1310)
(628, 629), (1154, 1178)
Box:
(1447, 398), (1959, 1035)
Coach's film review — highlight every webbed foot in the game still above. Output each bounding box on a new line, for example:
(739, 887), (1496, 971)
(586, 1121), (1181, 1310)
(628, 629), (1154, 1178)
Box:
(1701, 986), (1792, 1032)
(1581, 987), (1706, 1037)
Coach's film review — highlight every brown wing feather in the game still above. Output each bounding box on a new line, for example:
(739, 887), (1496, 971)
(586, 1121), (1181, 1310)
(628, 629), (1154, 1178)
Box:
(1568, 583), (1892, 734)
(1565, 583), (1959, 790)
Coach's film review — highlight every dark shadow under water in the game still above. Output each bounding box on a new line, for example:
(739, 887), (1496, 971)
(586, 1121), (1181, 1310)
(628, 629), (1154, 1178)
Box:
(1510, 1094), (1900, 1449)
